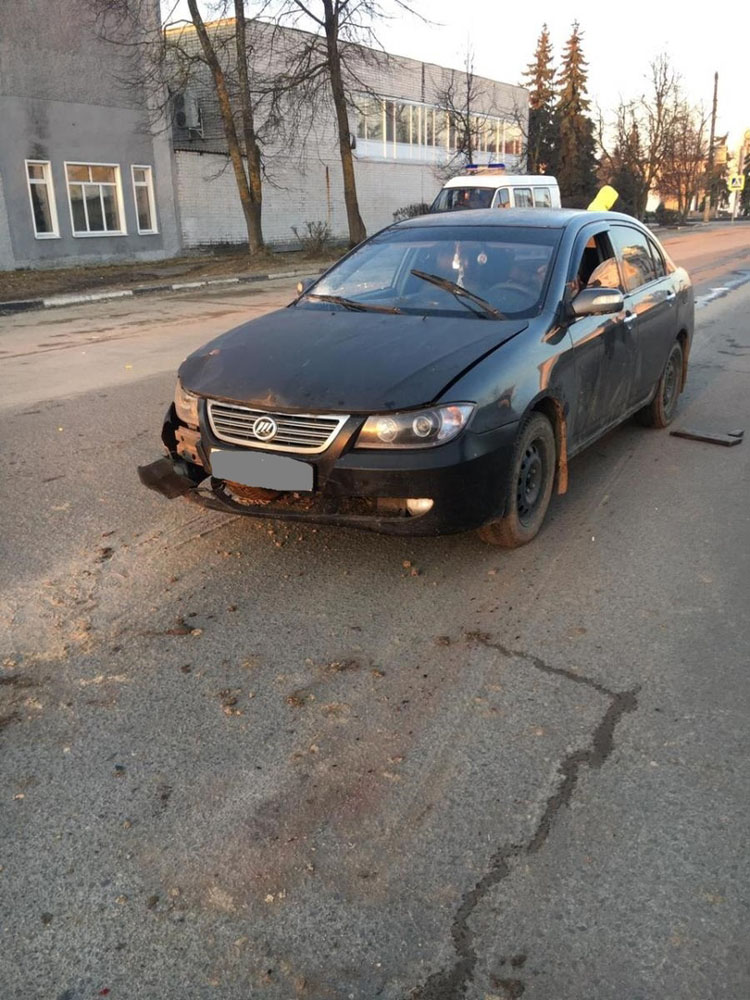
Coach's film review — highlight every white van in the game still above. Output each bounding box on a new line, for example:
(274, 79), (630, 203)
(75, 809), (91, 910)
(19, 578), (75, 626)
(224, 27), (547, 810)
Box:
(430, 166), (561, 213)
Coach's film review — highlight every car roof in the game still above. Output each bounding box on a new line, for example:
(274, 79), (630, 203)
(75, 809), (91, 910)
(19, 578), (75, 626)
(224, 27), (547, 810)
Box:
(442, 174), (558, 189)
(393, 209), (644, 231)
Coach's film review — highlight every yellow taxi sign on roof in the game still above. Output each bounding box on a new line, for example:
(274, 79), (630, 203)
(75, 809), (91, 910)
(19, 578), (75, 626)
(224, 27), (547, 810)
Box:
(587, 186), (619, 211)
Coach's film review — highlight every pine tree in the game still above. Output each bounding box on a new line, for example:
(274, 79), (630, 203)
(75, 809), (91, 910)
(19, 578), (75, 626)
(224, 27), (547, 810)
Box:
(556, 22), (598, 206)
(523, 24), (557, 174)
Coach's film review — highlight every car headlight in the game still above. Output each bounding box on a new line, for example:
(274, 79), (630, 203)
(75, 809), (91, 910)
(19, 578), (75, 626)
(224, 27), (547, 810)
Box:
(355, 404), (474, 449)
(174, 379), (200, 429)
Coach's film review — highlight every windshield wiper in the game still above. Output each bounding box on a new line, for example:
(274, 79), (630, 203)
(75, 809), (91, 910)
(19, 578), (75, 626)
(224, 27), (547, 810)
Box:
(410, 270), (506, 319)
(305, 293), (402, 314)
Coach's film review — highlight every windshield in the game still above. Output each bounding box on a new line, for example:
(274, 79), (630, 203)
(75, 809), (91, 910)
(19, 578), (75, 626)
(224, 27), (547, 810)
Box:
(432, 187), (495, 212)
(300, 225), (561, 319)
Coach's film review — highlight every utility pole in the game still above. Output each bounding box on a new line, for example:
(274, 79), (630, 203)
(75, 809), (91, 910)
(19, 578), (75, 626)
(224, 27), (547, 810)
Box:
(703, 72), (718, 223)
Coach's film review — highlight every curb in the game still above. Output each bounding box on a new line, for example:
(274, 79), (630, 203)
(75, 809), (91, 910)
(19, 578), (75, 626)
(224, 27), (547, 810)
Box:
(0, 266), (324, 317)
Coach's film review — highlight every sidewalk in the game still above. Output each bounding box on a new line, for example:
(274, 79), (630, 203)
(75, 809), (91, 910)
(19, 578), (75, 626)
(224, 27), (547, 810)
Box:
(0, 265), (327, 316)
(0, 249), (337, 315)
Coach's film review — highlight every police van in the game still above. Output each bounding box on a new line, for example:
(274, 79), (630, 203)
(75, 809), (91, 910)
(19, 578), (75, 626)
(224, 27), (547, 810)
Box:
(430, 165), (561, 212)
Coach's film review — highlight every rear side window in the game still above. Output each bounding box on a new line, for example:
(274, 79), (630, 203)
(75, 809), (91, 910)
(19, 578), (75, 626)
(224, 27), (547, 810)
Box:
(647, 237), (667, 278)
(514, 187), (533, 208)
(533, 187), (551, 208)
(610, 226), (659, 291)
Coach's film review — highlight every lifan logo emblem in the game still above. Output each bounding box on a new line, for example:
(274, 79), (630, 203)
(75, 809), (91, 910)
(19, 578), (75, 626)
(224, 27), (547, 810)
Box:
(252, 416), (278, 441)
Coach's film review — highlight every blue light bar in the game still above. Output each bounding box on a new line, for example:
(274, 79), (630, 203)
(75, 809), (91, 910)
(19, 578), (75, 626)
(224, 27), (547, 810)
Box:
(465, 162), (507, 171)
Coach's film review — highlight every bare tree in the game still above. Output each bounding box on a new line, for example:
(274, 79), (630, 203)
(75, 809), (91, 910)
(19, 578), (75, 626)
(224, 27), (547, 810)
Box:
(433, 48), (490, 171)
(268, 1), (422, 247)
(183, 1), (266, 251)
(89, 0), (285, 255)
(659, 103), (709, 221)
(598, 55), (682, 219)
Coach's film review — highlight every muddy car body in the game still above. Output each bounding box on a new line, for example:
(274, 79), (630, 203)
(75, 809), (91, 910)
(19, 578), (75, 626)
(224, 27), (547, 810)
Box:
(139, 210), (693, 546)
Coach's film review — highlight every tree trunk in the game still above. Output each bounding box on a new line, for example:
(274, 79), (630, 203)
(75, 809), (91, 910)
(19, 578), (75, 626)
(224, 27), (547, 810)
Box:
(186, 0), (263, 254)
(323, 1), (366, 247)
(635, 180), (649, 220)
(234, 2), (264, 252)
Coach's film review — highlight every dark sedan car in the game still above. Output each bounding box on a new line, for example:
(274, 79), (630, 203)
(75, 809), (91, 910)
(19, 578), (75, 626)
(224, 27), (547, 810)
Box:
(139, 210), (693, 546)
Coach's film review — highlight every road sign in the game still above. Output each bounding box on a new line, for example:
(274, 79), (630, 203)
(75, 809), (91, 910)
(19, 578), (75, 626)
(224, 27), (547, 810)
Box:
(727, 174), (745, 191)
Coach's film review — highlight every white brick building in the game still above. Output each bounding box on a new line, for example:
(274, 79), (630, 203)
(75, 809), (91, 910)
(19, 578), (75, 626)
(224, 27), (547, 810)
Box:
(168, 19), (529, 248)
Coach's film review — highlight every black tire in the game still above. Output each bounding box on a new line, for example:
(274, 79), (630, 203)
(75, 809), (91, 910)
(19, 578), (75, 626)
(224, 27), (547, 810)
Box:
(478, 412), (556, 548)
(636, 339), (684, 428)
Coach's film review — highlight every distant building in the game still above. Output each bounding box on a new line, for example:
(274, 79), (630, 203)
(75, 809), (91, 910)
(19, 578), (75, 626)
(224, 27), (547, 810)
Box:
(0, 0), (181, 270)
(168, 19), (529, 248)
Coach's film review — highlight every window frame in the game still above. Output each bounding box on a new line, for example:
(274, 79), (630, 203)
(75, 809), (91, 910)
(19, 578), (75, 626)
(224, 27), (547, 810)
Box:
(25, 159), (60, 239)
(533, 186), (552, 208)
(64, 160), (127, 238)
(131, 164), (158, 235)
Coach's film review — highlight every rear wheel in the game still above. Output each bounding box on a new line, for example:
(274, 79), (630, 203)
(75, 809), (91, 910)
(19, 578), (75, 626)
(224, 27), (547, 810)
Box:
(636, 339), (684, 428)
(478, 413), (556, 548)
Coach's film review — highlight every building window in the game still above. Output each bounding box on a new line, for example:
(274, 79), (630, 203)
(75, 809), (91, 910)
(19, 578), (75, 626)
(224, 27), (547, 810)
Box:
(353, 92), (517, 166)
(131, 165), (158, 234)
(65, 163), (126, 236)
(504, 124), (523, 158)
(25, 160), (59, 238)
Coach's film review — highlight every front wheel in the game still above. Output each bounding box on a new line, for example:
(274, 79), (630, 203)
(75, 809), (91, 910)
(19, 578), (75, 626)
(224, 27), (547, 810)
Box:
(478, 413), (556, 548)
(636, 339), (684, 428)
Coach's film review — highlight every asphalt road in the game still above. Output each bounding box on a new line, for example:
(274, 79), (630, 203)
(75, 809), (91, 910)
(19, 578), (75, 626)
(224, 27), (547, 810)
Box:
(1, 224), (749, 1000)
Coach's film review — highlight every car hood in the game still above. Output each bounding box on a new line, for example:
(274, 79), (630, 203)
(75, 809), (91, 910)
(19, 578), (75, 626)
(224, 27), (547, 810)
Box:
(179, 307), (528, 413)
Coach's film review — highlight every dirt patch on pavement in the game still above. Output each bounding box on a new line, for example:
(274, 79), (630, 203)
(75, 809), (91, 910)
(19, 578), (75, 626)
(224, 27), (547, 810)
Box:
(0, 248), (342, 302)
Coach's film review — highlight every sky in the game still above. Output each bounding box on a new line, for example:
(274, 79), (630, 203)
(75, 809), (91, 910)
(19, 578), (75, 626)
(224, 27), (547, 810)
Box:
(378, 1), (749, 156)
(163, 1), (750, 156)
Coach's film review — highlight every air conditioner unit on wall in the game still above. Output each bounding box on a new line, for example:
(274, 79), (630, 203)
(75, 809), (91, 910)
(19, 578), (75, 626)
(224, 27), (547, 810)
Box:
(174, 91), (203, 136)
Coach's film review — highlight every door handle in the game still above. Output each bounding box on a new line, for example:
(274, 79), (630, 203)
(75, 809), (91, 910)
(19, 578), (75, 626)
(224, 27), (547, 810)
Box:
(624, 312), (637, 326)
(665, 290), (676, 302)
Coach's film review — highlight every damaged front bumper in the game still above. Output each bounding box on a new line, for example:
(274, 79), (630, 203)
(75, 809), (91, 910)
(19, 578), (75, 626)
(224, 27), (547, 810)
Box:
(138, 405), (519, 536)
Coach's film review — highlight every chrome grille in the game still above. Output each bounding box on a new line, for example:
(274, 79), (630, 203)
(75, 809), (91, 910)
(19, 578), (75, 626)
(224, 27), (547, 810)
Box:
(207, 400), (348, 454)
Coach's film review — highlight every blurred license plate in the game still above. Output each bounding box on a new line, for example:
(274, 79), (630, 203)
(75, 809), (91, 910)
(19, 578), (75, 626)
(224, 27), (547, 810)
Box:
(210, 449), (313, 492)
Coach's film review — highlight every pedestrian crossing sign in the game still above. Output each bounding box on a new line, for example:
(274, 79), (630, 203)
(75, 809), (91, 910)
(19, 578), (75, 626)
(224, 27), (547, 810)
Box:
(727, 174), (745, 191)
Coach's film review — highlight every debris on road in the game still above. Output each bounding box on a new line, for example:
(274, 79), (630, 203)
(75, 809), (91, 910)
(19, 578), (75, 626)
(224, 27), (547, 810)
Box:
(218, 689), (244, 715)
(286, 689), (313, 708)
(670, 426), (744, 446)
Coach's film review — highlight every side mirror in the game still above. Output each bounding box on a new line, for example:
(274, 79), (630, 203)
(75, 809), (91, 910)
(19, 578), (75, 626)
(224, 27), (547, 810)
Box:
(296, 277), (315, 296)
(570, 286), (624, 318)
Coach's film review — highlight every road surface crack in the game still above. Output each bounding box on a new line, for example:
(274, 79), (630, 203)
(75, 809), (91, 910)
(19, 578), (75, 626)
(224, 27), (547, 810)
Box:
(409, 635), (638, 1000)
(463, 631), (616, 698)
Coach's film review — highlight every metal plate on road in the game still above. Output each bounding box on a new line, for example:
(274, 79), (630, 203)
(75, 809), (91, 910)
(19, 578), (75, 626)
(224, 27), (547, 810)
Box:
(210, 448), (313, 492)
